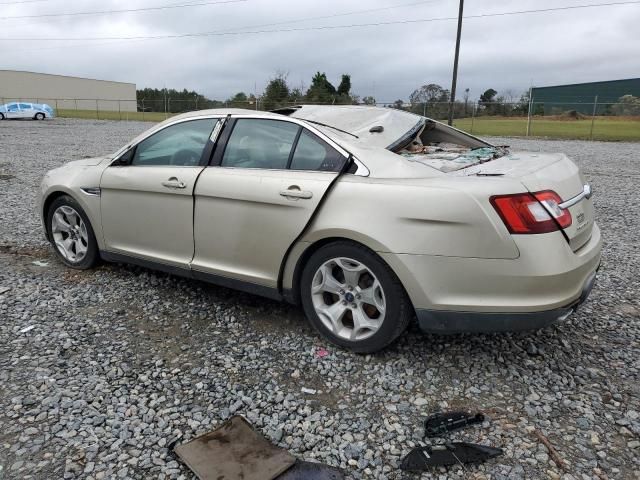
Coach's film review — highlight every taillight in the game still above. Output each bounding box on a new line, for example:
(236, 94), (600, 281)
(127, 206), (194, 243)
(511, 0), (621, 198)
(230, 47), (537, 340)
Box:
(490, 191), (572, 234)
(532, 190), (572, 229)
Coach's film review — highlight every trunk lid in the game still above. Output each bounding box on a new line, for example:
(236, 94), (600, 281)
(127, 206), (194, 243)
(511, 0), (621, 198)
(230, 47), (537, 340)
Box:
(457, 152), (595, 251)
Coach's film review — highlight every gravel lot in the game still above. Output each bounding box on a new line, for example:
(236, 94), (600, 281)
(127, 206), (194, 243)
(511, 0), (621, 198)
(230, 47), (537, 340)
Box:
(1, 118), (639, 480)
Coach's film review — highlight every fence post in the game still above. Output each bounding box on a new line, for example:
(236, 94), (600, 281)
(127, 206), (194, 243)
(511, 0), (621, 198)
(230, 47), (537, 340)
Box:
(142, 99), (145, 121)
(96, 99), (99, 120)
(589, 95), (598, 141)
(470, 104), (476, 134)
(55, 99), (58, 113)
(526, 90), (534, 137)
(74, 98), (78, 113)
(118, 100), (122, 121)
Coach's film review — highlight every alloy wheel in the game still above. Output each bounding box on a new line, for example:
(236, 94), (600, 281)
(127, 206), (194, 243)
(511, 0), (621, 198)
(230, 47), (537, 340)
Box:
(311, 257), (386, 341)
(51, 205), (89, 263)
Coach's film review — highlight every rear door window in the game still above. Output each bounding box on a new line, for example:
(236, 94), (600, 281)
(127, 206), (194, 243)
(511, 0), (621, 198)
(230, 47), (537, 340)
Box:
(289, 129), (346, 172)
(221, 119), (300, 170)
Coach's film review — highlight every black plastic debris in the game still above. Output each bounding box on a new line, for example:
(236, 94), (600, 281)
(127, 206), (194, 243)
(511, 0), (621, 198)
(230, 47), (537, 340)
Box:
(400, 442), (503, 471)
(276, 460), (345, 480)
(424, 411), (485, 437)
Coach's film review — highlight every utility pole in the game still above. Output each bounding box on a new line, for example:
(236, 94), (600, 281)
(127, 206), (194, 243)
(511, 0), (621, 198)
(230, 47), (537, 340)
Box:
(448, 0), (464, 126)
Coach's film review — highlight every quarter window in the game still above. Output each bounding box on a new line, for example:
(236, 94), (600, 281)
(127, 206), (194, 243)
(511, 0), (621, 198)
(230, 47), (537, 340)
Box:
(290, 129), (346, 172)
(221, 119), (300, 170)
(19, 103), (31, 110)
(131, 119), (217, 167)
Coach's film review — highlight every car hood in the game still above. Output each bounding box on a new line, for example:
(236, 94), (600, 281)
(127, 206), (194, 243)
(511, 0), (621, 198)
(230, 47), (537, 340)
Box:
(64, 156), (110, 167)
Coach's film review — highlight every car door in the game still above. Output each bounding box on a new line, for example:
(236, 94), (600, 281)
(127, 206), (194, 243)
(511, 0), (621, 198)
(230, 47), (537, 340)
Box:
(192, 117), (349, 288)
(100, 117), (220, 268)
(19, 103), (33, 118)
(5, 103), (20, 119)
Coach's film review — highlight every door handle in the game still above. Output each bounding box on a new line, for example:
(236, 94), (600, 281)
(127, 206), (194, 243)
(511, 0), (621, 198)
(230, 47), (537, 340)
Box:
(162, 177), (186, 189)
(280, 187), (313, 199)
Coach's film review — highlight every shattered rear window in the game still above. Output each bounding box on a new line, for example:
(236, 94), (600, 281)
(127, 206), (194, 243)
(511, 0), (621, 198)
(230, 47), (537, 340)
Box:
(400, 144), (506, 173)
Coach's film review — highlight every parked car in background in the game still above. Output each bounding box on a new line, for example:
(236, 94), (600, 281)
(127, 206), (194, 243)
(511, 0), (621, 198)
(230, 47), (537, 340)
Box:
(0, 102), (55, 120)
(38, 106), (601, 353)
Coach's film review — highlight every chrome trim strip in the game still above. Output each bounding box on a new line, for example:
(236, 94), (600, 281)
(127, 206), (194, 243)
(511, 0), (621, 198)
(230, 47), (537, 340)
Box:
(80, 187), (101, 196)
(559, 184), (591, 209)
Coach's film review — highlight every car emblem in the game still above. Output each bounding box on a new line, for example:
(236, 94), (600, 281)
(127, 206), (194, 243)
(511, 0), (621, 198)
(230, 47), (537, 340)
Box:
(345, 292), (355, 303)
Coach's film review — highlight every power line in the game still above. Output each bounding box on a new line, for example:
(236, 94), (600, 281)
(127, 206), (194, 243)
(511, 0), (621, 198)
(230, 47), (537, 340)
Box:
(0, 0), (50, 4)
(1, 0), (638, 41)
(0, 0), (248, 20)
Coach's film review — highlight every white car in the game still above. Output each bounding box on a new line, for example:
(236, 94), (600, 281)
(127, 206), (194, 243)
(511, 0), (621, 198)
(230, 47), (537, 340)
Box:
(0, 102), (55, 120)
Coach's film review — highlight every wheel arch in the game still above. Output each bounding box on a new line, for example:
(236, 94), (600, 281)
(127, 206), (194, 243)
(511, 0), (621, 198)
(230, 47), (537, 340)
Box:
(41, 189), (103, 249)
(281, 233), (409, 307)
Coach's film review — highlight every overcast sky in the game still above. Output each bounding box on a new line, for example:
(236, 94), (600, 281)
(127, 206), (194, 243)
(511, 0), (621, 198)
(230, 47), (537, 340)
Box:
(2, 0), (639, 102)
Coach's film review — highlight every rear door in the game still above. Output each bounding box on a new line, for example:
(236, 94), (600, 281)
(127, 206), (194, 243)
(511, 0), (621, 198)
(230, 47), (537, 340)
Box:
(19, 103), (34, 118)
(192, 117), (348, 287)
(100, 117), (220, 267)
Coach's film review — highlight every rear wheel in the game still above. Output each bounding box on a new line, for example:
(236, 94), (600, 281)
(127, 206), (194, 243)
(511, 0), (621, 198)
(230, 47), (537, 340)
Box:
(47, 195), (99, 269)
(300, 241), (412, 353)
(35, 112), (45, 120)
(0, 113), (4, 120)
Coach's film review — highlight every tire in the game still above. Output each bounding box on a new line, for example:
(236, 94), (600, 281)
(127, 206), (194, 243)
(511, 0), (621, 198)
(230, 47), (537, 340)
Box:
(46, 195), (99, 269)
(35, 113), (45, 120)
(0, 113), (4, 120)
(300, 241), (412, 353)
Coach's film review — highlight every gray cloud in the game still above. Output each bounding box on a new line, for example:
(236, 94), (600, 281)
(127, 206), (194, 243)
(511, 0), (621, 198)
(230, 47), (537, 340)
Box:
(2, 0), (639, 102)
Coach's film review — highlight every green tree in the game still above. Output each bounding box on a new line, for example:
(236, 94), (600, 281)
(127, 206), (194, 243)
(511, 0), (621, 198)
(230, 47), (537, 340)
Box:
(362, 96), (376, 105)
(262, 73), (290, 110)
(337, 75), (351, 96)
(408, 84), (450, 119)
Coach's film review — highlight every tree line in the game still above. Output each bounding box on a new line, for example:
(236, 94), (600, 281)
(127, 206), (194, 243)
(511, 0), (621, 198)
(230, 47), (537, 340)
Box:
(139, 75), (637, 118)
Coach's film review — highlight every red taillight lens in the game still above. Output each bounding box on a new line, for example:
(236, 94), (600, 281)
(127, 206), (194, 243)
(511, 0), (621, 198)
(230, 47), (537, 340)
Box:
(490, 191), (572, 234)
(532, 190), (572, 229)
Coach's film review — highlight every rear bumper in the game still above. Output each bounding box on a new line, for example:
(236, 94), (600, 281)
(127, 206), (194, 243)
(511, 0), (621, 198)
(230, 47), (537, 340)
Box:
(416, 266), (598, 333)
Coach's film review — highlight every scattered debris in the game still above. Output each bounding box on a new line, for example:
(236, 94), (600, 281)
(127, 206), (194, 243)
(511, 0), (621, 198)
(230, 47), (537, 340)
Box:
(0, 286), (10, 295)
(400, 443), (503, 471)
(31, 260), (49, 267)
(175, 416), (296, 480)
(0, 173), (15, 180)
(19, 325), (35, 333)
(301, 387), (317, 395)
(276, 460), (345, 480)
(315, 348), (329, 359)
(424, 411), (485, 437)
(533, 429), (567, 472)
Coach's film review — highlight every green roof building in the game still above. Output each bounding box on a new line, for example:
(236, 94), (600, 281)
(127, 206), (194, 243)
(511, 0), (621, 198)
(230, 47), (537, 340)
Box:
(531, 78), (640, 115)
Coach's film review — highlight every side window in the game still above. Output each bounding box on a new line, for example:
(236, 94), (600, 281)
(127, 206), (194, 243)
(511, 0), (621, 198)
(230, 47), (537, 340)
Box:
(131, 119), (217, 167)
(19, 103), (31, 110)
(290, 129), (346, 172)
(221, 119), (299, 170)
(7, 103), (19, 112)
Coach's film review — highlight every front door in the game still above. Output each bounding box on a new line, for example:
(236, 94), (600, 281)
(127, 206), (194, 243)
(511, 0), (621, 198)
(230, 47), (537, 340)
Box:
(100, 118), (219, 267)
(192, 118), (348, 287)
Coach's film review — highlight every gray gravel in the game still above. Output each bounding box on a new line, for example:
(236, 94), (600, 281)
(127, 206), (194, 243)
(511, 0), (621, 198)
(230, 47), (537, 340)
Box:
(1, 118), (639, 479)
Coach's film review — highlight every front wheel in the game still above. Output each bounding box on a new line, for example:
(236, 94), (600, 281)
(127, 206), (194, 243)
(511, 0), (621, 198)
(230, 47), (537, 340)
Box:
(300, 241), (412, 353)
(46, 195), (99, 269)
(35, 112), (45, 120)
(0, 113), (4, 120)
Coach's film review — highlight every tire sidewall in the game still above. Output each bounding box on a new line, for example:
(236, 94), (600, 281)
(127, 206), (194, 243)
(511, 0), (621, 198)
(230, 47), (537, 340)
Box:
(35, 113), (45, 120)
(300, 242), (409, 353)
(46, 195), (99, 269)
(0, 113), (4, 120)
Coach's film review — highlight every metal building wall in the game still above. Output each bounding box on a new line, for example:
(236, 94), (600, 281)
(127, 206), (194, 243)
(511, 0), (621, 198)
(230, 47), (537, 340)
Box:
(0, 70), (137, 112)
(531, 78), (640, 115)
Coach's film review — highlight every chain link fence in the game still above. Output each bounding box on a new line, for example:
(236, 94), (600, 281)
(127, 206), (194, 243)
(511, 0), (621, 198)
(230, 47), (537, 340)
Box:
(2, 96), (638, 141)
